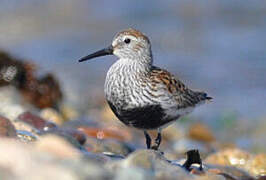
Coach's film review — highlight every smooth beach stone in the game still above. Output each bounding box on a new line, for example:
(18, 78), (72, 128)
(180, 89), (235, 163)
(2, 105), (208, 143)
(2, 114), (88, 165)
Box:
(16, 130), (37, 142)
(45, 127), (87, 145)
(205, 148), (252, 168)
(17, 111), (57, 132)
(188, 122), (216, 143)
(0, 115), (16, 137)
(84, 137), (134, 156)
(247, 153), (266, 177)
(40, 108), (65, 125)
(107, 149), (194, 179)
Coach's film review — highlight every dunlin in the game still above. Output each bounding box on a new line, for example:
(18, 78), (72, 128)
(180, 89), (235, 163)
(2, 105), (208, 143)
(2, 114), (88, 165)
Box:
(78, 28), (212, 150)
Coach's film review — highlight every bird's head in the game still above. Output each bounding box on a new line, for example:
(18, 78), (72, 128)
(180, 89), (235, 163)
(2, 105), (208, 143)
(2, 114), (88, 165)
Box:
(78, 28), (152, 63)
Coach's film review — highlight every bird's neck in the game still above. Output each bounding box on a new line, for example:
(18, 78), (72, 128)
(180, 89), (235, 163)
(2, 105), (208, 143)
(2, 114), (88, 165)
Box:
(117, 57), (152, 75)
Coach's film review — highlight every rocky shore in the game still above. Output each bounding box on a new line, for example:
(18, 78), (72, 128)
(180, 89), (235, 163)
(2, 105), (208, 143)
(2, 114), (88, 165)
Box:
(0, 51), (265, 179)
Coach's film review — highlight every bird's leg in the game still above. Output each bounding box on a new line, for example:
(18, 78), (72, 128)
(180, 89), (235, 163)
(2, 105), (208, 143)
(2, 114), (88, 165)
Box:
(144, 131), (151, 149)
(151, 128), (162, 150)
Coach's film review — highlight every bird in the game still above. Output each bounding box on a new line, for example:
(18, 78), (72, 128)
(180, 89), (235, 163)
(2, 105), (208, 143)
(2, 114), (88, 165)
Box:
(78, 28), (212, 150)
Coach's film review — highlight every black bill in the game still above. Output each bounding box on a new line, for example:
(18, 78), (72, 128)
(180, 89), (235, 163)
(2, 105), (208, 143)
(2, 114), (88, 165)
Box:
(78, 45), (113, 62)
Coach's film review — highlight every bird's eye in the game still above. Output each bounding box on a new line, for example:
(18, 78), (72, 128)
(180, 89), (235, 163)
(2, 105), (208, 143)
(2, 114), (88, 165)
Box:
(124, 38), (131, 44)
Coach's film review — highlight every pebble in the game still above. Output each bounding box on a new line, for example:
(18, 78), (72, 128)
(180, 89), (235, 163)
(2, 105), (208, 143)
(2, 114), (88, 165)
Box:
(205, 148), (251, 168)
(205, 148), (266, 177)
(0, 115), (17, 137)
(247, 153), (266, 177)
(16, 130), (37, 142)
(17, 111), (57, 132)
(85, 137), (134, 156)
(35, 134), (82, 159)
(45, 127), (87, 145)
(188, 122), (215, 143)
(0, 86), (28, 121)
(40, 108), (65, 125)
(107, 149), (192, 179)
(78, 127), (130, 141)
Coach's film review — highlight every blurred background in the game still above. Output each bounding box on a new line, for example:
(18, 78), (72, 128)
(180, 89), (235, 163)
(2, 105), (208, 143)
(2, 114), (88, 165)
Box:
(0, 0), (266, 151)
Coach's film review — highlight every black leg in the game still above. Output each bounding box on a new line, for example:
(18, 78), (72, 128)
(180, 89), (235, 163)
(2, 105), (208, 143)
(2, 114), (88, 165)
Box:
(144, 131), (151, 149)
(151, 132), (161, 150)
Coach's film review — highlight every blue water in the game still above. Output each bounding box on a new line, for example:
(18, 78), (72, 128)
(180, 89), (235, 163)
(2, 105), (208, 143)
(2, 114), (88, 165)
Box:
(0, 0), (266, 126)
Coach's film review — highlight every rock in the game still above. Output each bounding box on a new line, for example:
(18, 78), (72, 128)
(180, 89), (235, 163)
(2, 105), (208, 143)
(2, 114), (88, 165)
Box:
(0, 51), (29, 87)
(188, 122), (215, 143)
(42, 129), (86, 151)
(0, 86), (28, 121)
(107, 149), (193, 179)
(16, 111), (57, 132)
(85, 137), (134, 156)
(62, 117), (99, 129)
(205, 148), (262, 177)
(0, 116), (16, 137)
(114, 167), (153, 180)
(162, 123), (185, 141)
(40, 108), (64, 125)
(78, 126), (130, 141)
(0, 138), (112, 179)
(205, 148), (251, 167)
(35, 134), (82, 159)
(0, 51), (63, 109)
(59, 104), (79, 121)
(258, 176), (266, 180)
(20, 73), (63, 109)
(45, 127), (87, 145)
(248, 154), (266, 177)
(13, 120), (40, 136)
(16, 130), (37, 142)
(102, 152), (125, 160)
(0, 165), (17, 180)
(206, 166), (254, 180)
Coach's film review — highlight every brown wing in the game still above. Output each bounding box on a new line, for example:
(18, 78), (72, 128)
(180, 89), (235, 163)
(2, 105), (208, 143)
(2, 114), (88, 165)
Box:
(149, 66), (211, 109)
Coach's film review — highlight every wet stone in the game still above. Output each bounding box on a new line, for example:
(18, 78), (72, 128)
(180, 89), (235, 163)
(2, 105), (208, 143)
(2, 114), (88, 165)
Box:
(16, 130), (37, 143)
(12, 120), (40, 136)
(206, 165), (255, 180)
(0, 51), (63, 109)
(62, 117), (100, 129)
(188, 122), (216, 143)
(41, 128), (86, 151)
(107, 149), (193, 179)
(23, 74), (63, 109)
(85, 137), (134, 156)
(0, 115), (16, 137)
(247, 154), (266, 177)
(17, 111), (57, 133)
(78, 127), (129, 141)
(45, 127), (87, 145)
(102, 152), (125, 160)
(0, 51), (28, 87)
(205, 148), (251, 168)
(35, 135), (82, 159)
(40, 108), (64, 125)
(0, 86), (28, 121)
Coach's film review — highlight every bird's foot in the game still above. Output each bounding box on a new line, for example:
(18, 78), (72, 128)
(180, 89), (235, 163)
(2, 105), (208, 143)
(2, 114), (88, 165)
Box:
(182, 149), (203, 172)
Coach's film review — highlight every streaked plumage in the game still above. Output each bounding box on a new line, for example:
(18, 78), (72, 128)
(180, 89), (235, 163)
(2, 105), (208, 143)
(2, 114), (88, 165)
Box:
(79, 28), (212, 150)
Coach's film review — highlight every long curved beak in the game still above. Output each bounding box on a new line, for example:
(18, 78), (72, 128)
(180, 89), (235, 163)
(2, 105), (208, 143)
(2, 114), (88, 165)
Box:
(78, 45), (113, 62)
